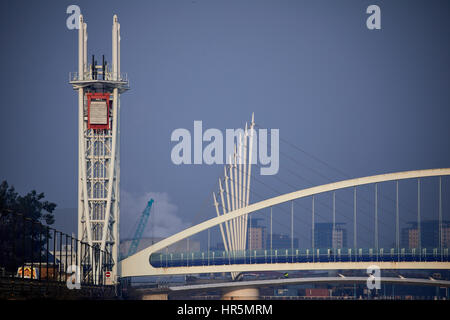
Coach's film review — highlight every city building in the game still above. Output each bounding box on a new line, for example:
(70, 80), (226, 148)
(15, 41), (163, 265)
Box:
(314, 223), (347, 249)
(442, 225), (450, 248)
(267, 233), (299, 250)
(213, 242), (226, 251)
(401, 220), (450, 249)
(247, 218), (267, 250)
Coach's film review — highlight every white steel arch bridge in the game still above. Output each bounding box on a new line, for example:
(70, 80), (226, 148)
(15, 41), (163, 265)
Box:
(120, 168), (450, 278)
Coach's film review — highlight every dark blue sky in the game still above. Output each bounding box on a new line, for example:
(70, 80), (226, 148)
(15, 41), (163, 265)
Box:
(1, 0), (449, 247)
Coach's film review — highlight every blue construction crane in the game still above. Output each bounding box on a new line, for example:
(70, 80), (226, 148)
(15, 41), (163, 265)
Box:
(126, 198), (154, 258)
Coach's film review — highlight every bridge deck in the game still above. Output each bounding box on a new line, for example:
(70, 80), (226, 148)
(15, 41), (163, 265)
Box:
(150, 247), (449, 268)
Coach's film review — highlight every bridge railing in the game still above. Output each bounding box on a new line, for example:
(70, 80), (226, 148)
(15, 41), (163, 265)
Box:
(69, 71), (129, 83)
(149, 247), (449, 268)
(0, 211), (112, 291)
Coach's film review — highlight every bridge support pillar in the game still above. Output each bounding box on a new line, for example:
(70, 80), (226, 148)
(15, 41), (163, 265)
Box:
(222, 287), (259, 300)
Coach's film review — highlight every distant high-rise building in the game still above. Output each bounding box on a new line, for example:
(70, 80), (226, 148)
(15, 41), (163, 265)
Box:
(267, 233), (299, 250)
(247, 218), (267, 250)
(401, 220), (450, 249)
(314, 223), (347, 249)
(442, 225), (450, 248)
(405, 229), (419, 249)
(213, 242), (226, 251)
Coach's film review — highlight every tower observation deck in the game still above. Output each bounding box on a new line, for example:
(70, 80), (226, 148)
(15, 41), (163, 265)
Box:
(69, 14), (129, 284)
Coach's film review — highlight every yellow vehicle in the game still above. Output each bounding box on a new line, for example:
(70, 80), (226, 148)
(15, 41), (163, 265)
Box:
(16, 266), (39, 279)
(16, 263), (60, 280)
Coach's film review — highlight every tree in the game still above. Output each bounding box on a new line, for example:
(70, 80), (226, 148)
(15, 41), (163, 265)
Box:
(0, 181), (57, 274)
(0, 181), (56, 224)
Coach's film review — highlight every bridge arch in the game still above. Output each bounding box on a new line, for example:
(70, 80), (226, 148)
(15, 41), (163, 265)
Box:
(120, 168), (450, 277)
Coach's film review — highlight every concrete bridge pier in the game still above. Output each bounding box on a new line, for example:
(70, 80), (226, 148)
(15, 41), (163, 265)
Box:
(222, 287), (259, 300)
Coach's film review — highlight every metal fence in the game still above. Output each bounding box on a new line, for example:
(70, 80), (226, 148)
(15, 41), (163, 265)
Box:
(0, 211), (112, 288)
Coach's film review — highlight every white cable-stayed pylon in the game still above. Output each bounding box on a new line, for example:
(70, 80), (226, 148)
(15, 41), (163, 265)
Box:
(214, 114), (255, 280)
(213, 192), (228, 252)
(233, 148), (239, 248)
(219, 180), (233, 252)
(242, 123), (248, 248)
(226, 156), (238, 253)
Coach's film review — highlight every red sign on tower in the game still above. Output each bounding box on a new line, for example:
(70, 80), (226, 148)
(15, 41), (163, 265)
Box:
(87, 93), (110, 130)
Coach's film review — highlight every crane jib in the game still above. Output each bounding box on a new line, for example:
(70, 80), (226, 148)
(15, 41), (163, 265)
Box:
(127, 199), (154, 258)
